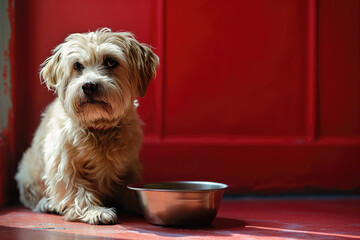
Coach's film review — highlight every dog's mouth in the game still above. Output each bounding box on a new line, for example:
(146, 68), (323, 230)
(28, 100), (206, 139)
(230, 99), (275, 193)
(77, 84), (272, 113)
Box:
(79, 99), (112, 113)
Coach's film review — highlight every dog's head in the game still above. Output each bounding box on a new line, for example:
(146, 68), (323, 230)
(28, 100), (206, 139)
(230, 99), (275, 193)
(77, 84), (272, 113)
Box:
(40, 28), (159, 129)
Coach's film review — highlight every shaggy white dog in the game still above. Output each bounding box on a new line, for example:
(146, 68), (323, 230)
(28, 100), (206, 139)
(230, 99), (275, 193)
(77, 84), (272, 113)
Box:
(15, 28), (159, 224)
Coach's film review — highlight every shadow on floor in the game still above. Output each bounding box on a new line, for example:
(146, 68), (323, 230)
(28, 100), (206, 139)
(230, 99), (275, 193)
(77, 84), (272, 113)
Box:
(0, 226), (126, 240)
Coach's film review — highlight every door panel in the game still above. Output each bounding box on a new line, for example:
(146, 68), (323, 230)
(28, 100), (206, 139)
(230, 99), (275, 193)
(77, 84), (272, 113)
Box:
(7, 0), (360, 198)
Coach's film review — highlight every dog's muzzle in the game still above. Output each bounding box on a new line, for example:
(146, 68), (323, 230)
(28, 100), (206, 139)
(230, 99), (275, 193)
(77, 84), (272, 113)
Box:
(78, 82), (112, 113)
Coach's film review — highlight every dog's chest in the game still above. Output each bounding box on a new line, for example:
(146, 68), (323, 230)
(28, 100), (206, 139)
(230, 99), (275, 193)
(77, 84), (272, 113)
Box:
(72, 135), (130, 191)
(78, 147), (123, 172)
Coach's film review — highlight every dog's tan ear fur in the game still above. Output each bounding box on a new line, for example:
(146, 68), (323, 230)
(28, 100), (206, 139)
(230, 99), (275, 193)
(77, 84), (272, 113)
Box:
(40, 45), (63, 91)
(126, 37), (159, 97)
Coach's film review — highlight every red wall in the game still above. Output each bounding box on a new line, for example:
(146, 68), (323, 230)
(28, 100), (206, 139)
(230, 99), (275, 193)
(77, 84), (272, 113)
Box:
(2, 0), (359, 203)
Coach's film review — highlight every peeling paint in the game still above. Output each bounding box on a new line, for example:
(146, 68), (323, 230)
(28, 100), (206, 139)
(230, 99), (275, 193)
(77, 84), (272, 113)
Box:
(0, 0), (12, 132)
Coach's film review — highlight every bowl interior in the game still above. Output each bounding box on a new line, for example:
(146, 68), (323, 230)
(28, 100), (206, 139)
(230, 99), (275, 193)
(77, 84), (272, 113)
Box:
(128, 181), (228, 192)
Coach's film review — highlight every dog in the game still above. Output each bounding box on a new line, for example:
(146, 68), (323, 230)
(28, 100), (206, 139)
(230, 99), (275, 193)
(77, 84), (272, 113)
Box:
(15, 28), (159, 224)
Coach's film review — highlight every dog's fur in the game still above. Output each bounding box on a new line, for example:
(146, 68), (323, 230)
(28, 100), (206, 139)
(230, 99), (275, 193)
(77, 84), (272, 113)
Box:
(15, 28), (159, 224)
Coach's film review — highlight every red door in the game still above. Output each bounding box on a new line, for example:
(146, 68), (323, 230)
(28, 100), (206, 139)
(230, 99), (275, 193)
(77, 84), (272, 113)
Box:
(1, 0), (359, 206)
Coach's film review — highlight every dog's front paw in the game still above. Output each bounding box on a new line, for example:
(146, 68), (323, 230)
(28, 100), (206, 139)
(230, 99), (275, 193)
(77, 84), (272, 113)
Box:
(82, 207), (118, 225)
(65, 206), (117, 224)
(34, 197), (57, 214)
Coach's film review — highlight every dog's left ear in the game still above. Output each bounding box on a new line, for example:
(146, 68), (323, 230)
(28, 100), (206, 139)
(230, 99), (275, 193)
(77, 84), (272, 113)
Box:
(127, 38), (159, 97)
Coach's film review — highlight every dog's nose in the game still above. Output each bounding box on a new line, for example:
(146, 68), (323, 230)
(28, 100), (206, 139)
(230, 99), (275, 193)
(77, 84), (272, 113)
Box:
(82, 82), (98, 96)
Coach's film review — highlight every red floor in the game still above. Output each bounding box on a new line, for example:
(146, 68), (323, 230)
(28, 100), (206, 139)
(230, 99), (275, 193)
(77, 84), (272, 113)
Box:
(0, 198), (359, 240)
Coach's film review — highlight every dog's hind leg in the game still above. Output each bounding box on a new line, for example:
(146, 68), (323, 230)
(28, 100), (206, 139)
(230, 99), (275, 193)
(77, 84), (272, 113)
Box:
(15, 147), (45, 210)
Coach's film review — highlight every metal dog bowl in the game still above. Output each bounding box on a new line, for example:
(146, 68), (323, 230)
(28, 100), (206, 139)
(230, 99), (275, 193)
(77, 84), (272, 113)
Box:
(127, 181), (228, 227)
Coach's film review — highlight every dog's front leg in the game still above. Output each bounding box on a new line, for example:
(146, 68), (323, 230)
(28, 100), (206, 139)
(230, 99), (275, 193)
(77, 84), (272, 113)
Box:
(64, 184), (118, 225)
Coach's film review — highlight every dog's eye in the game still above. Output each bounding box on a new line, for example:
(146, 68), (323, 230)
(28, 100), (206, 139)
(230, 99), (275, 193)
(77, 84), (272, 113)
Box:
(74, 62), (84, 71)
(104, 58), (118, 69)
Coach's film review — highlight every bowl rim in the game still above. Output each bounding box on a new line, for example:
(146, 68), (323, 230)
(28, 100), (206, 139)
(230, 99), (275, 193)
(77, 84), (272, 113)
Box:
(127, 181), (229, 192)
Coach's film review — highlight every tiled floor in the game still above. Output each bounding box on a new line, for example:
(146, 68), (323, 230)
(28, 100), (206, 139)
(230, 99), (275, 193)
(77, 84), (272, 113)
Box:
(0, 197), (359, 240)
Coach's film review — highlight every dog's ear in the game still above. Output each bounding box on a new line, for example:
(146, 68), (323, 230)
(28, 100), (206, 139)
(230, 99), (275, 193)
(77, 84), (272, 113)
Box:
(40, 45), (63, 91)
(127, 37), (159, 97)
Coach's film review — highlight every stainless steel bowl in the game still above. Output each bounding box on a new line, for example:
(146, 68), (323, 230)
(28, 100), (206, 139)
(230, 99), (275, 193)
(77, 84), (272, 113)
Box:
(127, 181), (228, 227)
